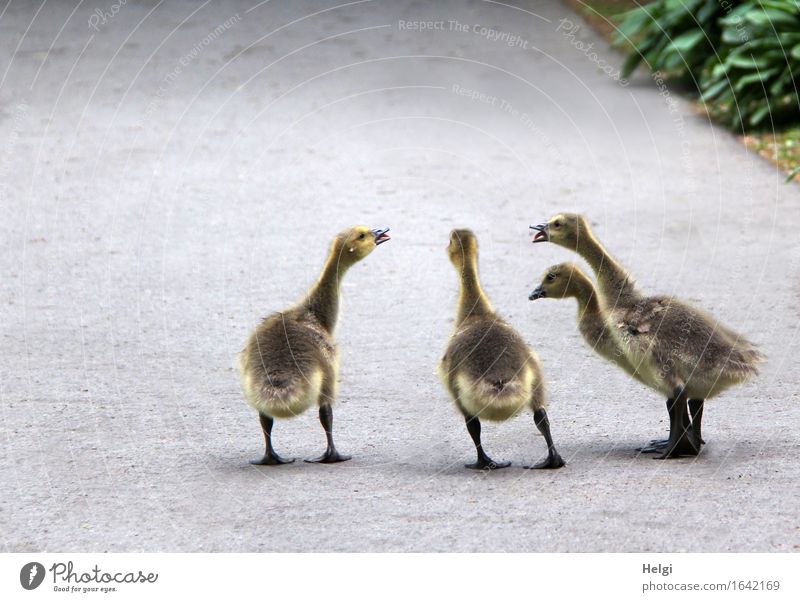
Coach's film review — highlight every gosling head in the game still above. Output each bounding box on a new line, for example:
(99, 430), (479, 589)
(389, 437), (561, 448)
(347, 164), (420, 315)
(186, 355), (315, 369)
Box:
(530, 212), (590, 250)
(529, 263), (588, 301)
(446, 228), (479, 268)
(334, 225), (391, 264)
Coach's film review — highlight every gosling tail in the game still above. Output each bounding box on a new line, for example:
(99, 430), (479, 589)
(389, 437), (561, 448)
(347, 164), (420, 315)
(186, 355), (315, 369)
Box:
(238, 352), (320, 418)
(726, 342), (765, 380)
(456, 368), (534, 422)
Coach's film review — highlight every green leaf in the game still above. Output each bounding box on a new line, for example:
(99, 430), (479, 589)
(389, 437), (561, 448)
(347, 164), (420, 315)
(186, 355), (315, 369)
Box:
(770, 66), (792, 95)
(750, 103), (772, 126)
(725, 54), (769, 69)
(761, 0), (800, 13)
(669, 29), (705, 53)
(745, 10), (799, 28)
(721, 28), (752, 45)
(711, 62), (728, 78)
(696, 1), (717, 22)
(614, 7), (652, 44)
(734, 68), (779, 91)
(701, 79), (731, 100)
(621, 51), (644, 78)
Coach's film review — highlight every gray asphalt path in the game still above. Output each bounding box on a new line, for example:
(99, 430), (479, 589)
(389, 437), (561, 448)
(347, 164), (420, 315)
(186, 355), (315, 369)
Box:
(1, 0), (798, 552)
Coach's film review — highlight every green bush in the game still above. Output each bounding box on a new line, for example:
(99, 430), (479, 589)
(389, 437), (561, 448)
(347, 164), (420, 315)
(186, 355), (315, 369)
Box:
(701, 1), (800, 128)
(615, 0), (800, 130)
(613, 0), (734, 82)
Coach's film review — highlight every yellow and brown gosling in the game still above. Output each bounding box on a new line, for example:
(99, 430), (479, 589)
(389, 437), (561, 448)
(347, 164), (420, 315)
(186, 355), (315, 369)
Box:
(530, 262), (763, 459)
(532, 213), (680, 446)
(530, 213), (680, 447)
(439, 229), (564, 470)
(238, 225), (391, 465)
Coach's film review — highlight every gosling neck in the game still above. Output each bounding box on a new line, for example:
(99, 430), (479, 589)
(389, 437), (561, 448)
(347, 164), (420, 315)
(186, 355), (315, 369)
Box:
(570, 273), (601, 317)
(456, 254), (493, 325)
(575, 228), (636, 299)
(304, 245), (353, 333)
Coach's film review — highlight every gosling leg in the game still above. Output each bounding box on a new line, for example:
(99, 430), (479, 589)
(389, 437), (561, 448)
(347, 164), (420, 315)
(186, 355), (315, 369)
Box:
(524, 409), (565, 469)
(306, 404), (351, 464)
(655, 387), (701, 459)
(464, 415), (510, 470)
(641, 398), (704, 452)
(250, 413), (294, 465)
(688, 398), (705, 446)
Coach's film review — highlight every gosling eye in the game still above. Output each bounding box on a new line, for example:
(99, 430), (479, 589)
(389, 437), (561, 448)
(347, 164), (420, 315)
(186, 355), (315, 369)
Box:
(546, 273), (556, 282)
(358, 233), (366, 240)
(553, 220), (561, 228)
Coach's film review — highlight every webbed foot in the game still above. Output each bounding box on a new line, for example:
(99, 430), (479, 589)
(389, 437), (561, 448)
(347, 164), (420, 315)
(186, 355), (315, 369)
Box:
(250, 454), (295, 466)
(641, 429), (705, 454)
(639, 438), (669, 453)
(465, 458), (511, 470)
(305, 449), (352, 464)
(524, 453), (565, 469)
(654, 437), (701, 459)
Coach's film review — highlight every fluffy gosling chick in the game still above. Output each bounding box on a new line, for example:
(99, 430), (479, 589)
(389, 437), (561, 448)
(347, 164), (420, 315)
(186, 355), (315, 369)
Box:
(439, 229), (564, 470)
(239, 225), (391, 465)
(530, 262), (763, 459)
(530, 213), (683, 450)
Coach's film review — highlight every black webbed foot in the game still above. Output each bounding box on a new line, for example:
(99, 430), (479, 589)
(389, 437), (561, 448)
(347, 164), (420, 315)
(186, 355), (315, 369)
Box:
(655, 434), (702, 459)
(655, 446), (700, 459)
(250, 454), (295, 466)
(465, 458), (511, 470)
(305, 449), (352, 464)
(524, 452), (565, 469)
(640, 433), (705, 454)
(639, 438), (670, 453)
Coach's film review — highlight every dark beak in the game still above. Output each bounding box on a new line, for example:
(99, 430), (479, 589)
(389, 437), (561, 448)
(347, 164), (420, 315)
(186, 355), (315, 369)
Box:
(372, 227), (391, 245)
(530, 223), (549, 243)
(528, 285), (546, 300)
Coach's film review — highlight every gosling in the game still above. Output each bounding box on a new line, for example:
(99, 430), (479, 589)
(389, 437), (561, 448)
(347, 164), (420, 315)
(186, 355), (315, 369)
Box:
(531, 212), (684, 450)
(530, 262), (763, 459)
(239, 225), (391, 465)
(439, 229), (564, 470)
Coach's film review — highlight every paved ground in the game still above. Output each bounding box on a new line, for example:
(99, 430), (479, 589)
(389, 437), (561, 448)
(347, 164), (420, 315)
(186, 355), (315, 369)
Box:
(1, 0), (799, 553)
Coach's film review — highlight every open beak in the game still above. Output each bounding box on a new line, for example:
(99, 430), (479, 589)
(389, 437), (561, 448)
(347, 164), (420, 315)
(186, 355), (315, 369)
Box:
(372, 227), (391, 245)
(530, 223), (549, 243)
(528, 285), (546, 300)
